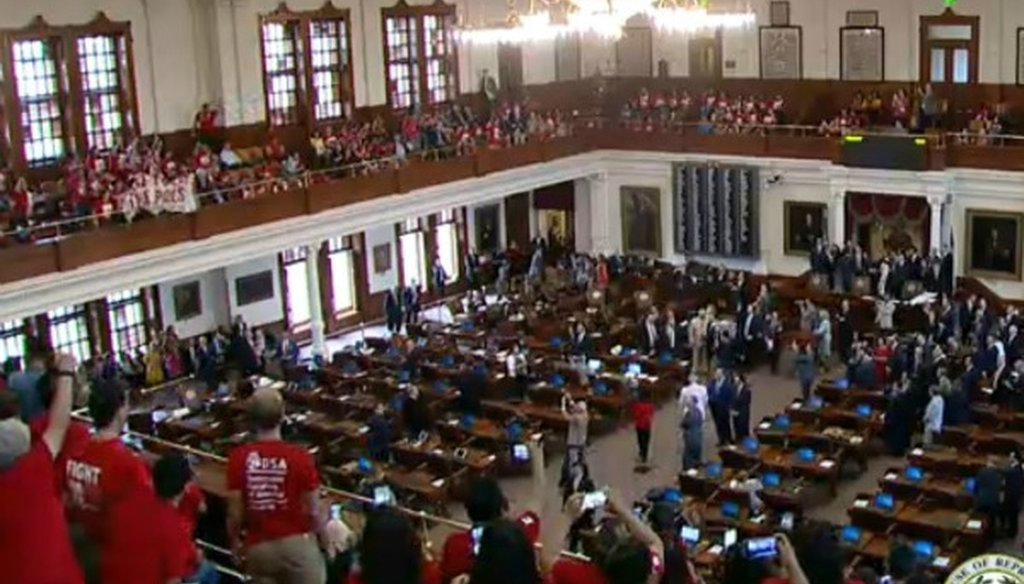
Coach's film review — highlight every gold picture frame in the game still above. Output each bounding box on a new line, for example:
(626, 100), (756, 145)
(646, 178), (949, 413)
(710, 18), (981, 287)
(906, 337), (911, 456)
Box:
(783, 201), (827, 256)
(965, 209), (1023, 281)
(620, 186), (662, 256)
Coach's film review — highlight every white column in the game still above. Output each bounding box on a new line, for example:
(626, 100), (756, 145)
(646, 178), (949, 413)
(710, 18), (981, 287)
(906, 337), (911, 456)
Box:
(829, 188), (846, 246)
(928, 197), (943, 255)
(588, 172), (613, 254)
(305, 243), (327, 359)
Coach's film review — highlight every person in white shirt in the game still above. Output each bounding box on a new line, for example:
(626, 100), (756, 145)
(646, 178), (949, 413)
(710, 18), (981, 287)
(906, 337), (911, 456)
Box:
(679, 374), (708, 420)
(875, 298), (896, 331)
(922, 385), (945, 445)
(507, 343), (528, 401)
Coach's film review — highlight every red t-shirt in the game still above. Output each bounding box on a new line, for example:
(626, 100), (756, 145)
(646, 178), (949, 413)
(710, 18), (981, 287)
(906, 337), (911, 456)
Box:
(0, 441), (85, 584)
(632, 402), (655, 431)
(226, 440), (320, 546)
(549, 558), (609, 584)
(346, 560), (441, 584)
(101, 491), (196, 584)
(176, 482), (206, 537)
(64, 437), (154, 542)
(439, 512), (540, 584)
(29, 417), (91, 493)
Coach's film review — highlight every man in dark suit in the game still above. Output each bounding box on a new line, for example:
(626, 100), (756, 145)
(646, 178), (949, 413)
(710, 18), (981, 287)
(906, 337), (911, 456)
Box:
(456, 361), (486, 417)
(738, 307), (762, 365)
(939, 247), (954, 296)
(402, 283), (421, 326)
(708, 368), (735, 446)
(975, 458), (1004, 537)
(641, 313), (659, 356)
(1002, 450), (1023, 538)
(730, 375), (752, 441)
(847, 348), (877, 389)
(384, 288), (403, 334)
(836, 300), (854, 364)
(1006, 324), (1023, 365)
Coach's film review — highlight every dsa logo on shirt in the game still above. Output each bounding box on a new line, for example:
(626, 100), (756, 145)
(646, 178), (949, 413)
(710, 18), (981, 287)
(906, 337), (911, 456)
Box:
(246, 452), (289, 472)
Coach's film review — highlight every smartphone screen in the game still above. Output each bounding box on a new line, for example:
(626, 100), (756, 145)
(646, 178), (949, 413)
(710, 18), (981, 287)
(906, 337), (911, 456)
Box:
(679, 526), (700, 545)
(723, 528), (738, 549)
(581, 491), (607, 510)
(745, 537), (779, 560)
(780, 512), (794, 531)
(471, 526), (484, 556)
(373, 485), (395, 507)
(330, 503), (342, 521)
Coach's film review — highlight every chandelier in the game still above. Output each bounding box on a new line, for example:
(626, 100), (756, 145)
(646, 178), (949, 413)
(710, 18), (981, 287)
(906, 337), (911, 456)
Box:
(454, 0), (756, 45)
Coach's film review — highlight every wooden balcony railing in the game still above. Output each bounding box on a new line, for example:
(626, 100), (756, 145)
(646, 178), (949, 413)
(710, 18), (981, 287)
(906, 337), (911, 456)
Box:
(5, 127), (1024, 285)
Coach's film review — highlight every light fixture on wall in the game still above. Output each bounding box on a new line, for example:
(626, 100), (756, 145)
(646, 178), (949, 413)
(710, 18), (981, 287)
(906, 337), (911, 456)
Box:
(454, 0), (755, 45)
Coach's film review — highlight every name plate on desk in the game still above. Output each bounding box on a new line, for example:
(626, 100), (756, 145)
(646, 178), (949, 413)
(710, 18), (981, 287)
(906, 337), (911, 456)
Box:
(758, 422), (772, 430)
(849, 436), (863, 445)
(932, 556), (950, 569)
(884, 472), (898, 481)
(790, 402), (803, 410)
(819, 460), (836, 469)
(965, 519), (983, 531)
(431, 478), (446, 488)
(911, 448), (925, 456)
(853, 499), (869, 508)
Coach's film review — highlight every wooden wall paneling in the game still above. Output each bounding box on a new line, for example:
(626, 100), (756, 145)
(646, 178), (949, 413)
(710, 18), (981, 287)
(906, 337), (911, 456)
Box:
(307, 170), (398, 213)
(0, 241), (60, 283)
(505, 191), (531, 252)
(91, 298), (112, 355)
(56, 213), (195, 271)
(192, 188), (308, 239)
(475, 142), (543, 175)
(423, 214), (438, 297)
(315, 242), (331, 333)
(395, 156), (475, 193)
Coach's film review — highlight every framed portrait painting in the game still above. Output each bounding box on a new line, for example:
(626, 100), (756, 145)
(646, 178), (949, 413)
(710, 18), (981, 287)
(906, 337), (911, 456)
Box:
(1018, 28), (1024, 85)
(372, 243), (392, 274)
(966, 210), (1023, 280)
(760, 26), (802, 79)
(172, 281), (201, 320)
(783, 202), (827, 256)
(621, 186), (662, 256)
(841, 27), (884, 81)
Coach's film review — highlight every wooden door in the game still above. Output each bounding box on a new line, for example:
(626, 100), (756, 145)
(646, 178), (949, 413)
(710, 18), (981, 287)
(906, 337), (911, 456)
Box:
(497, 43), (523, 92)
(616, 26), (653, 77)
(505, 192), (531, 252)
(689, 33), (723, 78)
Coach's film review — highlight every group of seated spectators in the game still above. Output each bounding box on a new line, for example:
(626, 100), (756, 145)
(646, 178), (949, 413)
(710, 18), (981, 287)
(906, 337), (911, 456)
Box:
(310, 101), (573, 177)
(620, 88), (785, 135)
(0, 100), (575, 243)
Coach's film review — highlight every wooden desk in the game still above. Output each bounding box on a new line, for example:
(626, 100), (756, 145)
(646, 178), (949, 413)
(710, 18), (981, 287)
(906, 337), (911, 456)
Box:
(907, 446), (1010, 477)
(879, 467), (973, 510)
(718, 444), (841, 497)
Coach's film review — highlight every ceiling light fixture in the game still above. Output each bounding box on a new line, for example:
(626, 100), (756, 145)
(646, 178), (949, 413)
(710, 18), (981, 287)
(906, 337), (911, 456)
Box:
(454, 0), (756, 45)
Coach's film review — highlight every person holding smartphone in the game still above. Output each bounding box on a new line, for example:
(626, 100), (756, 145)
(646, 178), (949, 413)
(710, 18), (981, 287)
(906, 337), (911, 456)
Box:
(721, 533), (808, 584)
(440, 438), (545, 584)
(549, 488), (666, 584)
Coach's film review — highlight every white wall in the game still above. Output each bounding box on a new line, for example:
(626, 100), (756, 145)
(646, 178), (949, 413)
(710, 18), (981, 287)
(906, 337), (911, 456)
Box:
(17, 0), (1024, 134)
(157, 269), (231, 338)
(224, 256), (284, 327)
(364, 224), (398, 294)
